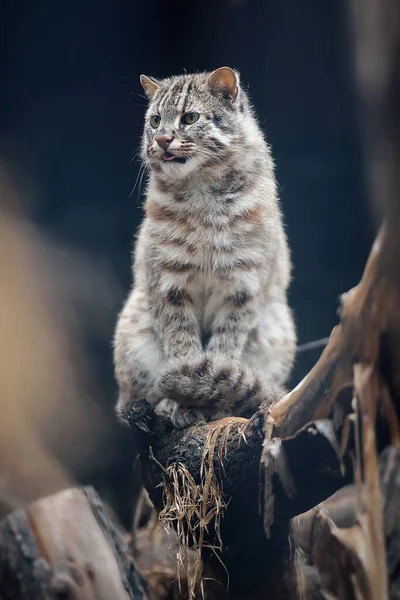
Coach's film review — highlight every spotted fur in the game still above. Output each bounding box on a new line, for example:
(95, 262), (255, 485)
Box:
(114, 67), (296, 428)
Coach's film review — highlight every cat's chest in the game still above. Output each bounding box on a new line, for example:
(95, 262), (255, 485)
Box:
(186, 269), (223, 328)
(146, 191), (262, 274)
(187, 224), (235, 262)
(152, 208), (239, 267)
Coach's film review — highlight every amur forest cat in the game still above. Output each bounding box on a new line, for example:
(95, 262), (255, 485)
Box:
(114, 67), (296, 428)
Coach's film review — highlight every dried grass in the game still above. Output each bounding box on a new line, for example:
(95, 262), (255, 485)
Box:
(158, 417), (248, 598)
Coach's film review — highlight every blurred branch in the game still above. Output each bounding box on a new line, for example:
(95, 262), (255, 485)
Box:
(0, 487), (150, 600)
(349, 0), (400, 222)
(0, 167), (115, 518)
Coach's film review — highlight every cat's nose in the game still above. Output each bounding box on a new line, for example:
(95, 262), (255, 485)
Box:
(155, 134), (173, 150)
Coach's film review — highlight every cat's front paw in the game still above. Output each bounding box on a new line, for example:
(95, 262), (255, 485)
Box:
(154, 397), (206, 428)
(170, 404), (206, 429)
(160, 355), (216, 404)
(160, 354), (244, 408)
(154, 398), (176, 418)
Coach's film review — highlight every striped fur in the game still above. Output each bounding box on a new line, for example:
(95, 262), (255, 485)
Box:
(114, 67), (296, 428)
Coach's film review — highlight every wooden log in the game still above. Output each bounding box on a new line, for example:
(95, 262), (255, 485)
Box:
(0, 486), (150, 600)
(125, 401), (351, 599)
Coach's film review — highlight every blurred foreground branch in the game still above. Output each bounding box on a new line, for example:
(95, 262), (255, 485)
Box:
(0, 487), (150, 600)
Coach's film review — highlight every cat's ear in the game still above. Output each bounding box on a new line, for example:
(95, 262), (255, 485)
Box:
(140, 75), (159, 100)
(207, 67), (239, 103)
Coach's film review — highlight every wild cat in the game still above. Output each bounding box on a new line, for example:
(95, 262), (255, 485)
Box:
(114, 67), (296, 428)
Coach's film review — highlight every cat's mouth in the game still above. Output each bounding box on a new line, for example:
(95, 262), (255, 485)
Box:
(162, 151), (187, 164)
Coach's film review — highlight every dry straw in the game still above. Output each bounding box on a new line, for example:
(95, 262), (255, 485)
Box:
(158, 417), (249, 598)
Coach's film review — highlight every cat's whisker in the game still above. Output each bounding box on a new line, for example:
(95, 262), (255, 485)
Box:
(129, 148), (142, 165)
(137, 165), (148, 199)
(127, 162), (148, 201)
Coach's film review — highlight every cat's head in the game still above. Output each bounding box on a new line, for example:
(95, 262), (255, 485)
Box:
(140, 67), (248, 180)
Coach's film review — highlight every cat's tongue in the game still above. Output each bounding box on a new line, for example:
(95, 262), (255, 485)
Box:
(163, 151), (176, 161)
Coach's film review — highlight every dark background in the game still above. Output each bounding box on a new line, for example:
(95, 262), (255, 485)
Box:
(0, 0), (373, 525)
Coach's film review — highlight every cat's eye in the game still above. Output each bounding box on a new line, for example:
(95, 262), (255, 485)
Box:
(182, 112), (199, 125)
(149, 114), (161, 128)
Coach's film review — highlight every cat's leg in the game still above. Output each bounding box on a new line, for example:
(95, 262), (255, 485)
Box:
(159, 353), (266, 416)
(159, 274), (260, 413)
(159, 300), (296, 419)
(251, 299), (297, 387)
(153, 398), (205, 428)
(114, 288), (165, 414)
(239, 299), (297, 415)
(114, 289), (206, 428)
(114, 328), (164, 416)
